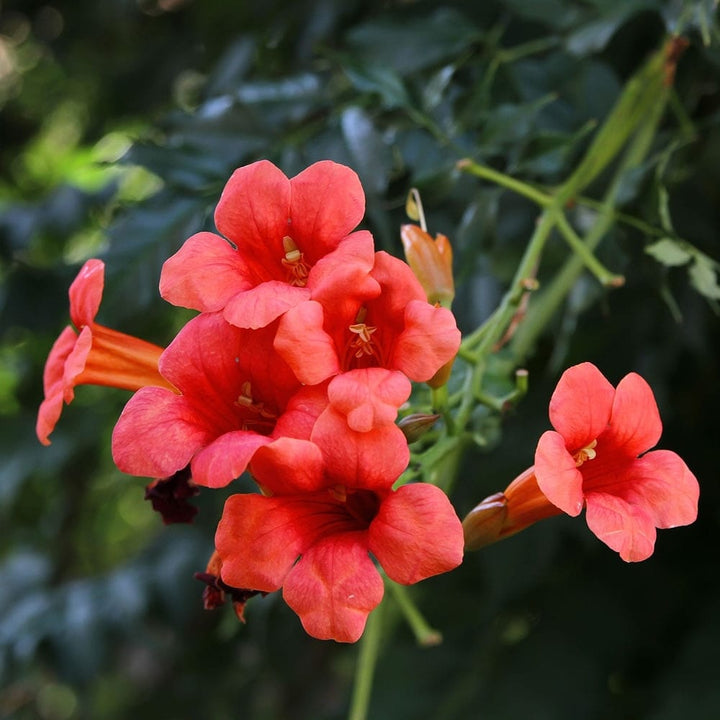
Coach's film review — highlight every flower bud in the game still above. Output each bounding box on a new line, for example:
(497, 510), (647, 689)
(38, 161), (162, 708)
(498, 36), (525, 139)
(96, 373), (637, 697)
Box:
(398, 412), (440, 443)
(462, 492), (508, 550)
(401, 224), (455, 307)
(462, 468), (563, 551)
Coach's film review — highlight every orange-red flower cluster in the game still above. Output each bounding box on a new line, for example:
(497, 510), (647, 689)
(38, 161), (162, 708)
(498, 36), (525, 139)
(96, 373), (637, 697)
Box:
(38, 160), (464, 642)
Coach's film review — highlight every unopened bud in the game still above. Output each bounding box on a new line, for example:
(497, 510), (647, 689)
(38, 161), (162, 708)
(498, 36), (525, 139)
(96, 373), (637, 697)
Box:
(463, 467), (565, 551)
(401, 224), (455, 307)
(398, 412), (440, 443)
(462, 492), (508, 550)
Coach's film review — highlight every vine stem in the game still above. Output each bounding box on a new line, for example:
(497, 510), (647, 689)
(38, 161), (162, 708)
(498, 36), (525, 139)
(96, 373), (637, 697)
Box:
(347, 603), (384, 720)
(387, 580), (443, 646)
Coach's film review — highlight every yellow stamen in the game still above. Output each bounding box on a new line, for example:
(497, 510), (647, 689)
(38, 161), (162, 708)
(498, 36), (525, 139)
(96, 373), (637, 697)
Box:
(281, 235), (310, 287)
(235, 380), (277, 428)
(329, 485), (347, 502)
(573, 439), (598, 467)
(348, 322), (378, 358)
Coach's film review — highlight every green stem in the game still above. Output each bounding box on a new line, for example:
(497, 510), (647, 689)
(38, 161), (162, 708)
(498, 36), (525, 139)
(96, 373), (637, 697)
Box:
(386, 580), (442, 647)
(510, 84), (669, 361)
(347, 603), (384, 720)
(457, 159), (552, 208)
(553, 210), (625, 287)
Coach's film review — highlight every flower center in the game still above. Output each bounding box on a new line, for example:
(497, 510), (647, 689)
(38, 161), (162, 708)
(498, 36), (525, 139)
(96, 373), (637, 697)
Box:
(281, 236), (310, 287)
(346, 306), (379, 359)
(573, 439), (597, 467)
(329, 485), (381, 529)
(235, 380), (277, 432)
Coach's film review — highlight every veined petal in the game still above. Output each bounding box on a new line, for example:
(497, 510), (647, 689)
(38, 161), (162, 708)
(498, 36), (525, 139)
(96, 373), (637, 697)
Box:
(603, 372), (662, 458)
(288, 161), (365, 260)
(37, 327), (78, 444)
(69, 259), (104, 327)
(327, 368), (411, 432)
(311, 405), (410, 489)
(548, 363), (615, 452)
(308, 231), (380, 311)
(369, 483), (464, 585)
(223, 280), (311, 329)
(74, 324), (170, 392)
(535, 430), (585, 516)
(216, 494), (316, 593)
(275, 301), (339, 385)
(112, 387), (212, 478)
(283, 532), (384, 643)
(160, 232), (256, 312)
(369, 251), (427, 318)
(585, 491), (657, 562)
(159, 312), (298, 412)
(619, 449), (699, 529)
(215, 160), (291, 260)
(191, 431), (272, 488)
(391, 300), (460, 382)
(271, 383), (330, 441)
(62, 326), (93, 402)
(250, 437), (327, 495)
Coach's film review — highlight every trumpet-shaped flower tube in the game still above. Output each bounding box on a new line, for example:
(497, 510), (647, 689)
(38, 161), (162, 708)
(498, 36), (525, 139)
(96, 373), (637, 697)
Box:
(37, 259), (174, 445)
(463, 363), (699, 562)
(216, 425), (464, 642)
(112, 312), (313, 488)
(159, 160), (380, 329)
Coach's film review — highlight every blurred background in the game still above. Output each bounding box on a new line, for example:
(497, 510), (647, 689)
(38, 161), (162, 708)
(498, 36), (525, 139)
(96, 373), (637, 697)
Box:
(1, 0), (718, 718)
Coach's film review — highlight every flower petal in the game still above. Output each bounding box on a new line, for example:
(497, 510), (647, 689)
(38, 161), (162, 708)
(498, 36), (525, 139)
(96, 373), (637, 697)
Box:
(311, 405), (410, 489)
(288, 161), (365, 260)
(272, 383), (330, 441)
(36, 326), (78, 445)
(160, 232), (255, 312)
(223, 280), (311, 329)
(283, 532), (384, 643)
(214, 160), (291, 262)
(250, 437), (327, 495)
(369, 483), (464, 585)
(112, 387), (212, 478)
(308, 231), (380, 311)
(618, 449), (699, 529)
(191, 431), (272, 488)
(391, 300), (460, 381)
(585, 491), (657, 562)
(603, 372), (662, 458)
(275, 301), (339, 385)
(548, 362), (615, 452)
(69, 259), (104, 327)
(159, 312), (299, 411)
(327, 368), (411, 432)
(62, 326), (92, 402)
(534, 430), (585, 516)
(216, 494), (315, 593)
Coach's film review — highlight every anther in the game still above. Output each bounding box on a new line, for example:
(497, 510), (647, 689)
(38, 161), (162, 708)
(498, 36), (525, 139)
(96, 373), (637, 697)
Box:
(281, 236), (309, 287)
(573, 439), (598, 467)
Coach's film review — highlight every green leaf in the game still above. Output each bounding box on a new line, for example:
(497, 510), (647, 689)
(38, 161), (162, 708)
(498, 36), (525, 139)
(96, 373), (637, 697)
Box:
(645, 238), (692, 267)
(688, 256), (720, 300)
(340, 56), (411, 109)
(344, 8), (481, 77)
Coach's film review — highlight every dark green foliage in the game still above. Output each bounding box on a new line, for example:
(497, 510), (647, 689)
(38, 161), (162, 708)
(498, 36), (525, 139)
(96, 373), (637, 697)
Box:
(1, 0), (718, 718)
